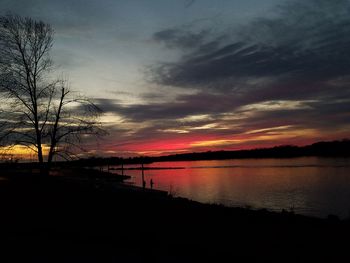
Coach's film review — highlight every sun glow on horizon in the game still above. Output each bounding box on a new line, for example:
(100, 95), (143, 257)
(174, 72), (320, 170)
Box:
(0, 145), (50, 161)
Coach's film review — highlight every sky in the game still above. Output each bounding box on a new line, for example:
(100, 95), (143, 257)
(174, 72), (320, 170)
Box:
(1, 0), (350, 157)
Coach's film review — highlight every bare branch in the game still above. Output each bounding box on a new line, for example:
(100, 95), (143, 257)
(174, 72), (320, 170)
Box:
(0, 14), (105, 165)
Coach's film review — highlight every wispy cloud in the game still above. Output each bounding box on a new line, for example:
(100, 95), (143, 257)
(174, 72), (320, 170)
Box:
(152, 0), (350, 95)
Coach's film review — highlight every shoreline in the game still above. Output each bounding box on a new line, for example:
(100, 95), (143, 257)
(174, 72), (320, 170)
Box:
(3, 167), (345, 220)
(1, 169), (349, 262)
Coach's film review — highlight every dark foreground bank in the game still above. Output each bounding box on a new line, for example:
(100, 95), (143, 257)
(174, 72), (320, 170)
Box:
(0, 170), (349, 263)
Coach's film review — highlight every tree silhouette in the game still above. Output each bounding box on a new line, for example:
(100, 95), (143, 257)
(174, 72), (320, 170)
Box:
(0, 14), (104, 169)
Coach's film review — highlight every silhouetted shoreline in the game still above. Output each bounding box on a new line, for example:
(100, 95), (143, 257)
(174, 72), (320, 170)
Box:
(74, 139), (350, 167)
(1, 168), (349, 262)
(2, 140), (349, 170)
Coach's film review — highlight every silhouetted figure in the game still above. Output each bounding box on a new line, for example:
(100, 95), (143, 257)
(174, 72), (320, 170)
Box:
(142, 180), (146, 189)
(150, 179), (154, 189)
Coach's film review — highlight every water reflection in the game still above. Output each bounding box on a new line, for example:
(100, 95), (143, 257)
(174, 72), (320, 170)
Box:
(110, 157), (350, 218)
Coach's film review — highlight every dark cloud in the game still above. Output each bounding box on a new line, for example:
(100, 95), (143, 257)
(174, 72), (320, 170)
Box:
(153, 28), (210, 51)
(131, 0), (350, 150)
(152, 0), (350, 93)
(96, 92), (240, 121)
(96, 90), (350, 133)
(184, 0), (196, 9)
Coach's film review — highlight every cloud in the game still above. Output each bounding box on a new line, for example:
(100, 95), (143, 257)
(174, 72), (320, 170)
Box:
(152, 0), (350, 94)
(95, 94), (349, 134)
(184, 0), (196, 9)
(95, 91), (241, 122)
(153, 27), (211, 51)
(0, 0), (116, 34)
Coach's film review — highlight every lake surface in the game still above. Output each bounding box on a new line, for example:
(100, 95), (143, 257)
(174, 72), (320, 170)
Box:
(110, 157), (350, 219)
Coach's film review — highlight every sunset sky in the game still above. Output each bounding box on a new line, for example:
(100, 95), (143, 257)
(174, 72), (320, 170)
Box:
(1, 0), (350, 157)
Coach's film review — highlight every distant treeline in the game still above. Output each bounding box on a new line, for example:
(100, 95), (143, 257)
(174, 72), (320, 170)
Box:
(2, 139), (349, 169)
(74, 139), (350, 166)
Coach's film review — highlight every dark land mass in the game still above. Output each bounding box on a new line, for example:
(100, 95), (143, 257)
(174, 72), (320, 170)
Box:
(0, 169), (349, 262)
(72, 139), (350, 167)
(2, 140), (349, 171)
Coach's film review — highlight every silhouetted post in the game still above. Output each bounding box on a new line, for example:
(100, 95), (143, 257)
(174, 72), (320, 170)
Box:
(121, 162), (124, 176)
(141, 162), (145, 189)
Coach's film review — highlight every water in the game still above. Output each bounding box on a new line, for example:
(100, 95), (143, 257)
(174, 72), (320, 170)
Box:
(109, 157), (350, 219)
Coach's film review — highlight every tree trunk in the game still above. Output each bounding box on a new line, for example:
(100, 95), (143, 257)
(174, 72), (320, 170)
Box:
(47, 87), (65, 170)
(37, 140), (47, 175)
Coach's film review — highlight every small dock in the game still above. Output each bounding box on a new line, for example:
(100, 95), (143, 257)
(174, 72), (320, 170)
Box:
(91, 163), (169, 197)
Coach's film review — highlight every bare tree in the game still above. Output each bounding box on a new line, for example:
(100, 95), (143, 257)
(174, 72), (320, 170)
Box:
(0, 14), (104, 169)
